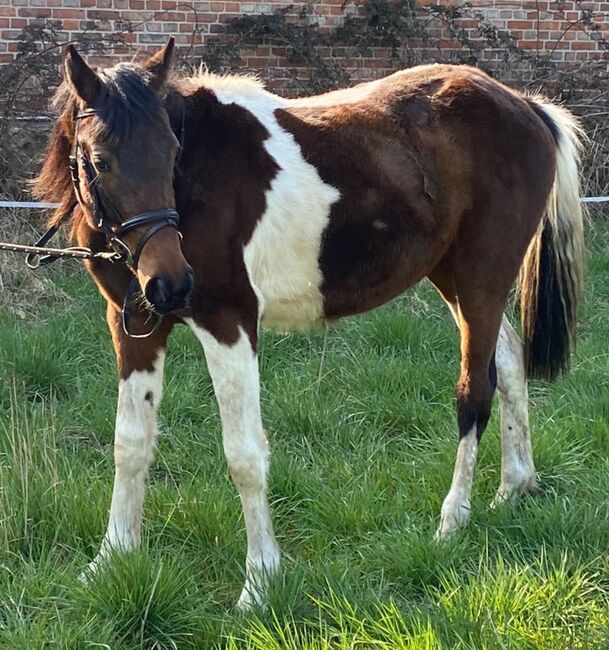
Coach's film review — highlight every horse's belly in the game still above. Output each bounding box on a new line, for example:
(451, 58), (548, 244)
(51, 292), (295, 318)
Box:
(259, 294), (326, 332)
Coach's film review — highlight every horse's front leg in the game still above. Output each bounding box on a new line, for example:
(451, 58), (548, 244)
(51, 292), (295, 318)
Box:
(88, 304), (173, 571)
(188, 314), (280, 608)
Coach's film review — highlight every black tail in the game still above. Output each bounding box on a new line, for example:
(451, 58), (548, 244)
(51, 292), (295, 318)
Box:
(519, 99), (586, 380)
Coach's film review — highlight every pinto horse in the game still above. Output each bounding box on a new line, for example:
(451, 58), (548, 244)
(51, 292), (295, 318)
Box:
(34, 39), (585, 607)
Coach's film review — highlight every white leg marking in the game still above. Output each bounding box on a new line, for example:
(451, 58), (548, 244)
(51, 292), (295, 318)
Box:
(187, 320), (279, 608)
(435, 426), (478, 541)
(89, 352), (165, 571)
(492, 316), (538, 507)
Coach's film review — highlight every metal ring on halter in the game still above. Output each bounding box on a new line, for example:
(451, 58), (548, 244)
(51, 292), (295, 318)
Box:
(122, 304), (164, 339)
(25, 224), (61, 269)
(108, 236), (135, 270)
(121, 277), (164, 339)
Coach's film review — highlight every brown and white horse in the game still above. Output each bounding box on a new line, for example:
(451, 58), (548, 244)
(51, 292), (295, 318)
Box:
(35, 40), (585, 607)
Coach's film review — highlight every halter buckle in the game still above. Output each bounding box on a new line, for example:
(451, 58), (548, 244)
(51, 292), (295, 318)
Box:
(108, 236), (135, 268)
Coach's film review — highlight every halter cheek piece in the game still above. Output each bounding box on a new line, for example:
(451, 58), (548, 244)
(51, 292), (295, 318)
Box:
(70, 108), (182, 338)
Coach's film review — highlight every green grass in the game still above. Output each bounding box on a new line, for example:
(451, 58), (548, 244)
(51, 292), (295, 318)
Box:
(1, 219), (609, 649)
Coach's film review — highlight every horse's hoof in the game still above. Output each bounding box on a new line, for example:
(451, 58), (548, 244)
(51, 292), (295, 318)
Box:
(434, 500), (471, 541)
(490, 476), (541, 509)
(236, 583), (265, 611)
(78, 554), (106, 583)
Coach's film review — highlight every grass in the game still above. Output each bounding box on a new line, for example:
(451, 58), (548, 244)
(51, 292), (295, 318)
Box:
(1, 216), (609, 649)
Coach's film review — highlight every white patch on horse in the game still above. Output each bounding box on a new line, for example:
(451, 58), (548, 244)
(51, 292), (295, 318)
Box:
(372, 219), (388, 230)
(492, 316), (537, 506)
(435, 425), (478, 540)
(186, 320), (280, 608)
(202, 79), (340, 332)
(97, 352), (165, 560)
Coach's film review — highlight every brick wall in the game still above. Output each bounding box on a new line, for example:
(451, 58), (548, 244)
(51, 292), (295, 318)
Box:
(1, 0), (607, 94)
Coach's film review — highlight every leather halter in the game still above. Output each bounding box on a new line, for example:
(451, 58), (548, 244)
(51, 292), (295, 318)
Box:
(70, 107), (180, 272)
(70, 107), (182, 338)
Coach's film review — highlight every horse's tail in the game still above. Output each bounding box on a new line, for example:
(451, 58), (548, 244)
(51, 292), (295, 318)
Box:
(518, 98), (586, 381)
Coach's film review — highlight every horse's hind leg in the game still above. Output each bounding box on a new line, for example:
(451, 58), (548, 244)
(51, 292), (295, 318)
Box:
(430, 252), (538, 537)
(438, 302), (538, 508)
(492, 316), (538, 506)
(429, 266), (505, 539)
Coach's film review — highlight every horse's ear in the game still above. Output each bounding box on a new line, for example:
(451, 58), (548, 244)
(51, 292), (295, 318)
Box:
(63, 45), (102, 106)
(143, 38), (175, 92)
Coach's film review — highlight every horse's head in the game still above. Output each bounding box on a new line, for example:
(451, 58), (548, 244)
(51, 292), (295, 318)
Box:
(63, 40), (193, 315)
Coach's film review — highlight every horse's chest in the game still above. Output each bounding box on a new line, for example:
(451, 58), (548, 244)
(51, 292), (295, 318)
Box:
(243, 149), (340, 332)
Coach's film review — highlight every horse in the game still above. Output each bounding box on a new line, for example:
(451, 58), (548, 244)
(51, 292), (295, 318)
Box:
(34, 39), (585, 607)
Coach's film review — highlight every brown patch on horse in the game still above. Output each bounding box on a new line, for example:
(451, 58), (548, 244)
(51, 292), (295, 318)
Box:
(274, 71), (466, 318)
(171, 86), (279, 346)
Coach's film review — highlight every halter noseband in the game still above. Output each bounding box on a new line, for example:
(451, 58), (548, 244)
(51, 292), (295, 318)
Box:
(70, 107), (182, 338)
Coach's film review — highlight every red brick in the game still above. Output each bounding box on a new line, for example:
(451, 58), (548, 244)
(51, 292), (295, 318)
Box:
(52, 8), (81, 18)
(17, 7), (51, 17)
(518, 40), (540, 49)
(537, 21), (561, 29)
(87, 9), (121, 19)
(0, 0), (601, 95)
(508, 20), (535, 29)
(570, 41), (597, 50)
(159, 11), (185, 20)
(189, 12), (217, 22)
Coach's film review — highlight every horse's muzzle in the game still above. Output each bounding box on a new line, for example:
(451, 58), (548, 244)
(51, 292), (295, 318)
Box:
(145, 268), (194, 314)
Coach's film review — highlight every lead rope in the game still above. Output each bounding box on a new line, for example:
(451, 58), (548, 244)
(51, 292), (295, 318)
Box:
(0, 205), (122, 269)
(0, 236), (121, 269)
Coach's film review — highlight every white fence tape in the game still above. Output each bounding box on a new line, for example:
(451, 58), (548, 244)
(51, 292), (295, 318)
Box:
(0, 197), (608, 210)
(0, 201), (59, 209)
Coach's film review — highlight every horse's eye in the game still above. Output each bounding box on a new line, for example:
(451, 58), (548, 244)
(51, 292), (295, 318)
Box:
(93, 158), (110, 173)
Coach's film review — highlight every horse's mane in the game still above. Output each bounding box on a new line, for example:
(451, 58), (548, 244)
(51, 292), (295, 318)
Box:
(178, 69), (265, 96)
(33, 63), (165, 228)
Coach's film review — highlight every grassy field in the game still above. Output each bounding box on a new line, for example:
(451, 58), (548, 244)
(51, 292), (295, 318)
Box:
(0, 215), (609, 649)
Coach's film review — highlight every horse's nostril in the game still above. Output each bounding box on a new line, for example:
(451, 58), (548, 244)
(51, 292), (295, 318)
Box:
(181, 269), (194, 298)
(145, 276), (172, 309)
